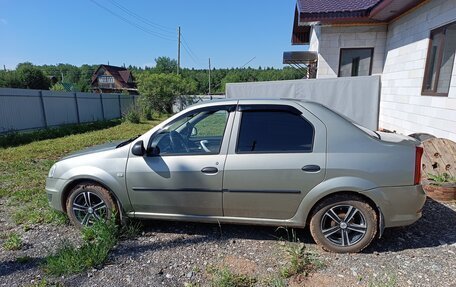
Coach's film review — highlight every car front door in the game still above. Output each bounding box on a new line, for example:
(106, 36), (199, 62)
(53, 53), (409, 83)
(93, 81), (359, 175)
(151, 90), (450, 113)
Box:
(222, 103), (326, 220)
(126, 105), (235, 216)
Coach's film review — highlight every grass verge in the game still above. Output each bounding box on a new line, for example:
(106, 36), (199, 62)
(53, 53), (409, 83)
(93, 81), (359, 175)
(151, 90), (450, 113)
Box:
(0, 120), (121, 148)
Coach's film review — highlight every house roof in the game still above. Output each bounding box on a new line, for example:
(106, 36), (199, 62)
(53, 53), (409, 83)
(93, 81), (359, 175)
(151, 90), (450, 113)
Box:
(292, 0), (426, 44)
(91, 64), (135, 89)
(296, 0), (425, 24)
(297, 0), (381, 14)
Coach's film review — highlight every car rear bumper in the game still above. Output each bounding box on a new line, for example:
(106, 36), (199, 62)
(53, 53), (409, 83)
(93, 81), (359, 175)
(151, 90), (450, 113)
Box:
(45, 177), (67, 212)
(365, 185), (426, 228)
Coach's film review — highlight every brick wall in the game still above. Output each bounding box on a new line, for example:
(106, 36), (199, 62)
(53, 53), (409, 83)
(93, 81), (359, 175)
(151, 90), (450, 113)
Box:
(380, 0), (456, 141)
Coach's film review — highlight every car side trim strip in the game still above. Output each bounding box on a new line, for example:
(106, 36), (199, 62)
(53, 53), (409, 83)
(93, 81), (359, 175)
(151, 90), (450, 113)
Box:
(132, 187), (221, 192)
(223, 189), (301, 194)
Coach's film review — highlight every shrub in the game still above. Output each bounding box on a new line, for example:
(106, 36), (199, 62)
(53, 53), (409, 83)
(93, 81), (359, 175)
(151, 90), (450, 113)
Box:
(123, 108), (141, 124)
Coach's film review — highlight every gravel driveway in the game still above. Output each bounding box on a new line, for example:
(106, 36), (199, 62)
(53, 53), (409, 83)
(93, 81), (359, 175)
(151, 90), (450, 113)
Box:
(1, 198), (455, 287)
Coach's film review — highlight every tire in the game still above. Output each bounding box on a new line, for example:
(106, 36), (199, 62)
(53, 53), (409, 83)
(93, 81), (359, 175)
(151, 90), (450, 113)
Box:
(66, 182), (118, 229)
(309, 194), (377, 253)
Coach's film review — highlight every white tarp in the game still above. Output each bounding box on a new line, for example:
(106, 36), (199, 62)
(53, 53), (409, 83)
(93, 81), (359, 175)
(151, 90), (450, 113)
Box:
(225, 75), (380, 130)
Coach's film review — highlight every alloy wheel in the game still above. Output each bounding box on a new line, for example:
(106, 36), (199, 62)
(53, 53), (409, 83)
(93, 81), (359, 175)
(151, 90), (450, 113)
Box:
(320, 205), (367, 247)
(72, 191), (107, 226)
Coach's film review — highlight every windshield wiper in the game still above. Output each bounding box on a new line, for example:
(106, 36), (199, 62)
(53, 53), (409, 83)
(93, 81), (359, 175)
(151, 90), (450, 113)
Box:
(116, 135), (141, 148)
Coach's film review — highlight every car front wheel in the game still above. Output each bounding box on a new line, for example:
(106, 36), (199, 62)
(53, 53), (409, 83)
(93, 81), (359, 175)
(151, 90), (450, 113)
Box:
(66, 182), (118, 229)
(309, 194), (377, 253)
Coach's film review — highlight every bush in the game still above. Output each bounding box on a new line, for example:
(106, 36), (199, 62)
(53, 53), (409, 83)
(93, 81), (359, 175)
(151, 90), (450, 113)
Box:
(123, 108), (141, 124)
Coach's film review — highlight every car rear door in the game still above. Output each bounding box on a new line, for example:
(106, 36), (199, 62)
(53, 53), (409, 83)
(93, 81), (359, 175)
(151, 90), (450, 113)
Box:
(222, 102), (327, 220)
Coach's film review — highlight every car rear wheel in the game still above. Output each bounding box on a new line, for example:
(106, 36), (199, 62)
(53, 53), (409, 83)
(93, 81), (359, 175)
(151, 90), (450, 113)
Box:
(66, 182), (118, 229)
(309, 194), (377, 253)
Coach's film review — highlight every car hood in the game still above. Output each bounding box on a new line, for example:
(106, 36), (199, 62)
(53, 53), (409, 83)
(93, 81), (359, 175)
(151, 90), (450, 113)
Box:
(61, 140), (124, 160)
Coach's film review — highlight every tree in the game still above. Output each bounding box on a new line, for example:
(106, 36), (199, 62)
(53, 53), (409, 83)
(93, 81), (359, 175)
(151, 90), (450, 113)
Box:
(154, 57), (177, 74)
(138, 73), (196, 114)
(50, 83), (65, 91)
(15, 63), (50, 89)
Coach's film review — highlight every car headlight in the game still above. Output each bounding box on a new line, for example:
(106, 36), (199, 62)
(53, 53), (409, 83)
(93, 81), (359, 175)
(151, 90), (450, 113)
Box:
(48, 164), (57, 178)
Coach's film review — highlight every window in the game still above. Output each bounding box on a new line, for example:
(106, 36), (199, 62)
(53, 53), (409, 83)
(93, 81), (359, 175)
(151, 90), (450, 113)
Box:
(338, 48), (374, 77)
(150, 107), (231, 156)
(237, 109), (314, 153)
(98, 76), (114, 83)
(422, 22), (456, 96)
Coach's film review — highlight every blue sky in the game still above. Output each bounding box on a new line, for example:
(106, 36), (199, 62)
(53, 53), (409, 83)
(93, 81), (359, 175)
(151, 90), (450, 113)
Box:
(0, 0), (305, 70)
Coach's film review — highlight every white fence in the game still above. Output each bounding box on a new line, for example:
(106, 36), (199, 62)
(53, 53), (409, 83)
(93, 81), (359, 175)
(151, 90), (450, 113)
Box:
(0, 88), (138, 133)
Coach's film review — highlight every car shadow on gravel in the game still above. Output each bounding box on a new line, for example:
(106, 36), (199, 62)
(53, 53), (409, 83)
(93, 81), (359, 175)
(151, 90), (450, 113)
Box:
(0, 258), (41, 277)
(364, 198), (456, 253)
(121, 198), (455, 256)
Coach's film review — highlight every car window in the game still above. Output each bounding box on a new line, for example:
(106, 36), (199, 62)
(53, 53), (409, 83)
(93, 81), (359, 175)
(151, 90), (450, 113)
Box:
(237, 110), (314, 153)
(151, 108), (229, 156)
(191, 110), (228, 138)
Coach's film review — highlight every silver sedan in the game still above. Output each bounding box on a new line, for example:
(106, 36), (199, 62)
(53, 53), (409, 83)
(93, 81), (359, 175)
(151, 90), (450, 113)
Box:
(46, 99), (426, 253)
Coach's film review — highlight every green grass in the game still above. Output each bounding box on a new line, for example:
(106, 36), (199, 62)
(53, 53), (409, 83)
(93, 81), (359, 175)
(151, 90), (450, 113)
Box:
(368, 272), (398, 287)
(43, 219), (118, 276)
(3, 232), (22, 250)
(208, 267), (257, 287)
(0, 118), (164, 226)
(0, 120), (122, 148)
(428, 173), (456, 185)
(280, 243), (324, 278)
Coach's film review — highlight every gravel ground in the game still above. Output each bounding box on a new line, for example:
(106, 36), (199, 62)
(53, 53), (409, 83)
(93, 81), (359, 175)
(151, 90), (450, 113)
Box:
(1, 198), (455, 287)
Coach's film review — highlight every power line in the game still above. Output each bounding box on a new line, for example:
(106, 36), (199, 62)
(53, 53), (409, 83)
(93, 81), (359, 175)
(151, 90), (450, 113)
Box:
(89, 0), (174, 41)
(181, 40), (199, 65)
(241, 56), (256, 68)
(181, 34), (199, 63)
(107, 0), (174, 34)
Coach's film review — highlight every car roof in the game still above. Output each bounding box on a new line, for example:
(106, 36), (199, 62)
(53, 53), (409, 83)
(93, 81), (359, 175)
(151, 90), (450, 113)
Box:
(187, 98), (314, 109)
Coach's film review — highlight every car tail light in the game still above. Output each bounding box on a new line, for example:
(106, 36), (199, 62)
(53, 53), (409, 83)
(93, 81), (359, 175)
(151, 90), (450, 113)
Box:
(414, 146), (424, 185)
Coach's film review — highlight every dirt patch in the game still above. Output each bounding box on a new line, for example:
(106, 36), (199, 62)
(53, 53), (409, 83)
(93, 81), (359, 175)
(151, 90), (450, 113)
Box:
(222, 255), (259, 276)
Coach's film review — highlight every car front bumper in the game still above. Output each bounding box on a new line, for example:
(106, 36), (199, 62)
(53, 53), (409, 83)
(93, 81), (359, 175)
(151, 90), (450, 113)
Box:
(366, 185), (426, 228)
(45, 177), (68, 212)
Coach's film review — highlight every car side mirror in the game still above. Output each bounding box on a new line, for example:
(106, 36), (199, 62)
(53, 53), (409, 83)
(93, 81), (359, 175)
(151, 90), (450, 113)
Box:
(191, 127), (198, 137)
(131, 140), (145, 156)
(146, 145), (160, 156)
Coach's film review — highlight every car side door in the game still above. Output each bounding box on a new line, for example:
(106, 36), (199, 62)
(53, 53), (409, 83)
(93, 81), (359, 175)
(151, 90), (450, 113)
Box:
(125, 105), (236, 216)
(222, 103), (326, 220)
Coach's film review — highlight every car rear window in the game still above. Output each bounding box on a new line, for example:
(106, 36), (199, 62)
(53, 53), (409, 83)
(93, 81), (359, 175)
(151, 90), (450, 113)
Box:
(237, 110), (314, 153)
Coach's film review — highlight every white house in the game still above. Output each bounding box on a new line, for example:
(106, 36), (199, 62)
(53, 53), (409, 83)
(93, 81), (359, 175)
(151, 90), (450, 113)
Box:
(291, 0), (456, 141)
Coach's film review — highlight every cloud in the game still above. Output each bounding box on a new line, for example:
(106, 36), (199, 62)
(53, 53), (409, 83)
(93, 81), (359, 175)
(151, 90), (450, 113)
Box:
(0, 19), (7, 25)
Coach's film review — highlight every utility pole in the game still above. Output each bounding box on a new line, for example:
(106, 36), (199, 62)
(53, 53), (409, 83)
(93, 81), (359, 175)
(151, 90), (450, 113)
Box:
(208, 58), (211, 97)
(177, 26), (181, 75)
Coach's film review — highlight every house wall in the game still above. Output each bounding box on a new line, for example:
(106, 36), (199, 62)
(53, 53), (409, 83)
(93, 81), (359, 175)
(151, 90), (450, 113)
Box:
(380, 0), (456, 141)
(309, 25), (387, 78)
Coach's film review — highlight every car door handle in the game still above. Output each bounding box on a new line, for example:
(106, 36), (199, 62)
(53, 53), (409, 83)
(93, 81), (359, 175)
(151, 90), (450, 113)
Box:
(201, 167), (218, 174)
(302, 165), (321, 172)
